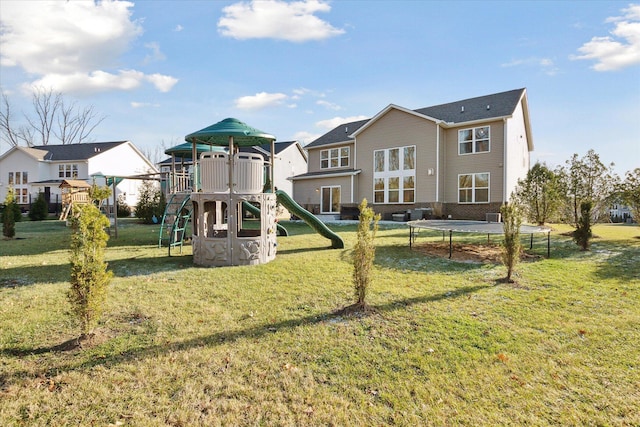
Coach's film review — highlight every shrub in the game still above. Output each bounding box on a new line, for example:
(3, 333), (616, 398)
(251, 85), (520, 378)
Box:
(501, 202), (523, 282)
(117, 194), (132, 218)
(574, 200), (593, 251)
(136, 180), (162, 224)
(2, 188), (20, 238)
(29, 192), (49, 221)
(352, 199), (380, 309)
(68, 203), (112, 338)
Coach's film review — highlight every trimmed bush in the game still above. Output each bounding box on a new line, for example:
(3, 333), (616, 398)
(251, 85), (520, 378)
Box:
(29, 192), (49, 221)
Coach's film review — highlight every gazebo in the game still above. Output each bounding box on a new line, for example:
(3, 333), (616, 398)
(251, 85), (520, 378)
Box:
(185, 118), (278, 267)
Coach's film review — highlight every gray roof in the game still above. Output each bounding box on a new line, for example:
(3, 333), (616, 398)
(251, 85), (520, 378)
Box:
(414, 88), (525, 123)
(306, 88), (526, 148)
(305, 119), (368, 148)
(30, 141), (128, 161)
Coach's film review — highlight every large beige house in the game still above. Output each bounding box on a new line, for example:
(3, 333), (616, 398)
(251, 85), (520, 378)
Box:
(291, 88), (533, 220)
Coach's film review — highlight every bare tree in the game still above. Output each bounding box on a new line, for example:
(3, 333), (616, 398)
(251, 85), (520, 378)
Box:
(0, 87), (105, 147)
(55, 99), (105, 144)
(0, 91), (22, 147)
(24, 87), (61, 146)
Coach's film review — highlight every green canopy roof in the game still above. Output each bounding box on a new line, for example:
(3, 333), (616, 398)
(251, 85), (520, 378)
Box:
(185, 118), (276, 147)
(165, 142), (226, 158)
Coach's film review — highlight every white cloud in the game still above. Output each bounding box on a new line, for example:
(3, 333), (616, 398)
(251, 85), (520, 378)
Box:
(501, 57), (559, 76)
(23, 69), (178, 95)
(131, 101), (160, 108)
(145, 74), (179, 92)
(293, 130), (321, 145)
(144, 42), (167, 63)
(218, 0), (345, 42)
(0, 0), (178, 94)
(316, 115), (369, 131)
(234, 92), (288, 110)
(571, 4), (640, 71)
(174, 24), (184, 32)
(316, 99), (342, 110)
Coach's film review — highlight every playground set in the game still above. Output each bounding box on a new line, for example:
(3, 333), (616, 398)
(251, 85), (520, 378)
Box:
(159, 118), (344, 267)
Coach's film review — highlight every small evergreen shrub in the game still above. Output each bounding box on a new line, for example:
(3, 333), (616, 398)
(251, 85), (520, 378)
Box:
(136, 180), (163, 224)
(501, 202), (523, 282)
(117, 194), (132, 217)
(352, 199), (380, 309)
(29, 192), (49, 221)
(68, 203), (112, 337)
(2, 188), (20, 238)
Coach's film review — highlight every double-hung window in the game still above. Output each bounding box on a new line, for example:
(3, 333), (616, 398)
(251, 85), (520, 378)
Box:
(373, 145), (415, 204)
(58, 164), (79, 178)
(459, 126), (490, 155)
(320, 147), (350, 169)
(458, 173), (489, 203)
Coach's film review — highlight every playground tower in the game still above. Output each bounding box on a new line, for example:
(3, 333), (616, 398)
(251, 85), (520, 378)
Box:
(187, 118), (278, 267)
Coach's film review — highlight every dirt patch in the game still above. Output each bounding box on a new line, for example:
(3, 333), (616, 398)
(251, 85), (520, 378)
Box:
(412, 242), (540, 264)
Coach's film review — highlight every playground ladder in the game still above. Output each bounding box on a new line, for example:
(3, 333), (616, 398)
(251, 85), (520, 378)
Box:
(59, 203), (73, 221)
(158, 193), (193, 255)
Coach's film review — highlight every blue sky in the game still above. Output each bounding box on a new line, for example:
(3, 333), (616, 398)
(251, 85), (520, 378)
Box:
(1, 0), (639, 175)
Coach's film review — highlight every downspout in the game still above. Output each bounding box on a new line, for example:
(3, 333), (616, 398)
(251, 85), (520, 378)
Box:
(435, 124), (440, 202)
(352, 137), (356, 203)
(503, 118), (508, 202)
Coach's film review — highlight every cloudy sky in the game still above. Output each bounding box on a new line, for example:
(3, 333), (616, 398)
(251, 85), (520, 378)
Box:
(1, 0), (638, 175)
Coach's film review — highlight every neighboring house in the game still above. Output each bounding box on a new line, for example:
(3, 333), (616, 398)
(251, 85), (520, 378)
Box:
(158, 140), (308, 196)
(0, 141), (158, 212)
(291, 88), (533, 220)
(610, 203), (634, 222)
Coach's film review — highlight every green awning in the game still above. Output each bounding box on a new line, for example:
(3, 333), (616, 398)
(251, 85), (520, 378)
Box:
(106, 177), (124, 186)
(185, 118), (276, 147)
(165, 142), (226, 158)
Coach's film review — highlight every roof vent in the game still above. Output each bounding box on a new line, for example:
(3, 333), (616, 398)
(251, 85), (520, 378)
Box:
(461, 106), (464, 113)
(345, 126), (348, 133)
(487, 104), (490, 110)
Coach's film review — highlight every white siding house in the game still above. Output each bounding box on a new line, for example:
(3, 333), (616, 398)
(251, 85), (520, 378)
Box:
(0, 141), (158, 212)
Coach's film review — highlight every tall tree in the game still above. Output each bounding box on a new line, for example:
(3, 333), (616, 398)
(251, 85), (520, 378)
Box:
(0, 87), (105, 147)
(618, 168), (640, 224)
(557, 149), (619, 226)
(513, 162), (562, 225)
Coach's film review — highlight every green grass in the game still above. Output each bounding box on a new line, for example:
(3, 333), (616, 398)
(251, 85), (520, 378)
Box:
(1, 219), (639, 426)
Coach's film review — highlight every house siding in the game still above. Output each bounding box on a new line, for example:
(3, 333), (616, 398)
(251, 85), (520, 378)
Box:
(292, 175), (354, 214)
(504, 99), (531, 201)
(307, 141), (354, 174)
(355, 109), (439, 208)
(291, 89), (532, 221)
(441, 120), (505, 219)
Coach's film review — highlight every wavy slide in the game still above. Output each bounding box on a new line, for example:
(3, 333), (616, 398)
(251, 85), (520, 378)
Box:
(275, 190), (344, 249)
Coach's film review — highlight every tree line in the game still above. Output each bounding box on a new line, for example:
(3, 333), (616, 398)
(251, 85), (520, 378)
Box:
(512, 149), (639, 250)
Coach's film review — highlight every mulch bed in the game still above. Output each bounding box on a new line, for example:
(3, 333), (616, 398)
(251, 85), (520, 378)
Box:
(412, 242), (541, 264)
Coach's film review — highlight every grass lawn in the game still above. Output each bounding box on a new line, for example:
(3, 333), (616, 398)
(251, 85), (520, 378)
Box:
(1, 218), (639, 426)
